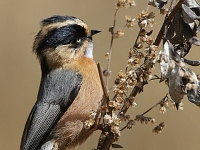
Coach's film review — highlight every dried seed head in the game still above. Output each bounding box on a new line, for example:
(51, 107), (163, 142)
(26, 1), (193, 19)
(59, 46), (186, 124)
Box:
(118, 70), (126, 78)
(101, 105), (107, 112)
(129, 96), (137, 107)
(135, 42), (143, 49)
(149, 45), (158, 51)
(139, 19), (148, 28)
(113, 29), (124, 38)
(178, 102), (184, 110)
(159, 106), (166, 114)
(127, 120), (135, 129)
(113, 87), (124, 94)
(126, 0), (136, 6)
(150, 118), (156, 124)
(116, 0), (136, 8)
(109, 100), (116, 107)
(114, 78), (121, 85)
(89, 111), (97, 120)
(152, 122), (166, 133)
(136, 13), (142, 20)
(152, 126), (162, 133)
(160, 8), (168, 15)
(115, 102), (122, 110)
(129, 48), (136, 57)
(116, 95), (123, 103)
(148, 12), (155, 19)
(84, 119), (95, 129)
(141, 10), (148, 17)
(104, 114), (112, 124)
(159, 122), (166, 128)
(103, 70), (111, 77)
(146, 36), (153, 45)
(128, 78), (137, 87)
(105, 52), (109, 59)
(140, 29), (147, 36)
(148, 18), (156, 27)
(136, 52), (144, 59)
(125, 15), (136, 29)
(125, 115), (130, 121)
(113, 117), (121, 125)
(127, 58), (140, 67)
(109, 26), (114, 33)
(111, 126), (120, 136)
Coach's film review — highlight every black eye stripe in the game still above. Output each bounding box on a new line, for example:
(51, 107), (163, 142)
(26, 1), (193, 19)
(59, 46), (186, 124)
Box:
(36, 24), (87, 54)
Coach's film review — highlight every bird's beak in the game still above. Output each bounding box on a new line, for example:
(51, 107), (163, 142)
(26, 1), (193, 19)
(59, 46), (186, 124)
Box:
(90, 30), (101, 36)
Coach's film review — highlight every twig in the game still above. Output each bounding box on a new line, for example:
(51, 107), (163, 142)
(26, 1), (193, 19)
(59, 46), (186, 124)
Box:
(133, 28), (142, 49)
(140, 95), (167, 116)
(183, 58), (200, 66)
(98, 132), (114, 150)
(97, 63), (112, 115)
(105, 9), (119, 89)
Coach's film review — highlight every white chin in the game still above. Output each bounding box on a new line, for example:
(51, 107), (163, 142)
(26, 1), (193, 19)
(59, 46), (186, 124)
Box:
(84, 41), (93, 58)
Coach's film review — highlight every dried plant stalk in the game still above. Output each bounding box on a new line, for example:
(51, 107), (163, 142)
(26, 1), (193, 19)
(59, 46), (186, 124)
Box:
(94, 0), (200, 149)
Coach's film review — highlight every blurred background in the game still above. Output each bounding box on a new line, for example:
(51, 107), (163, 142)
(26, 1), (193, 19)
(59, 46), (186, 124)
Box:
(1, 0), (200, 150)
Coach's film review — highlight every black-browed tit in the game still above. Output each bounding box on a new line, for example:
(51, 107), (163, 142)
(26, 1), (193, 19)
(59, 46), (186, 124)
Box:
(20, 15), (103, 150)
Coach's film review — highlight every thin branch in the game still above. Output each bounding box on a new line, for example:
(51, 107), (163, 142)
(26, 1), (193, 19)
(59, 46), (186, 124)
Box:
(140, 95), (167, 116)
(106, 9), (119, 90)
(97, 63), (113, 115)
(183, 58), (200, 66)
(98, 132), (114, 150)
(133, 28), (142, 49)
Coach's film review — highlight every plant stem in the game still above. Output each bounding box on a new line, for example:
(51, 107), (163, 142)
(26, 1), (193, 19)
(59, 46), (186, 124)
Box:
(106, 9), (119, 90)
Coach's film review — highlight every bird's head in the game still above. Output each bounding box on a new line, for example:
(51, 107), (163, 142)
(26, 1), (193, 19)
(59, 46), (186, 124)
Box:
(33, 15), (101, 74)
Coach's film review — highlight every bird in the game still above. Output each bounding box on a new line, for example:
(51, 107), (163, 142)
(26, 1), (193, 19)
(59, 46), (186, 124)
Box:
(20, 15), (103, 150)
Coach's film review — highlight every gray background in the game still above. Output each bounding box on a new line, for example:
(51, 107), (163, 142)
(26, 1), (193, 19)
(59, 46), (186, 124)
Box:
(1, 0), (200, 150)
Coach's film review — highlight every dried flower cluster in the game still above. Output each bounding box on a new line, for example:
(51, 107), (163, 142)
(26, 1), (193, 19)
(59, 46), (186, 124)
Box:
(126, 11), (158, 84)
(96, 0), (200, 149)
(113, 29), (125, 38)
(152, 122), (166, 133)
(84, 111), (97, 129)
(104, 112), (121, 139)
(116, 0), (136, 9)
(135, 115), (156, 125)
(125, 16), (136, 29)
(136, 11), (156, 28)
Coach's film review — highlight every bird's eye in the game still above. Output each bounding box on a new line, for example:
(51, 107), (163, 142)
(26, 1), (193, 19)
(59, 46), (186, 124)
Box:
(76, 38), (81, 43)
(71, 37), (83, 47)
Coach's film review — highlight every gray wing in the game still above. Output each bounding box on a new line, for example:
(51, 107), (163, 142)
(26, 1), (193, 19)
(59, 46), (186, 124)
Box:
(20, 69), (82, 150)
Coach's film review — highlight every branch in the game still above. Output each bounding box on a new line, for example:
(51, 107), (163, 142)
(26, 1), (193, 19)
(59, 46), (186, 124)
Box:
(105, 9), (119, 89)
(154, 0), (184, 46)
(120, 82), (143, 115)
(97, 63), (113, 115)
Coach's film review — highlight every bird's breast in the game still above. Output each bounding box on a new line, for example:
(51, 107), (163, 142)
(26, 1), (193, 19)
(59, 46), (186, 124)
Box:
(51, 57), (103, 148)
